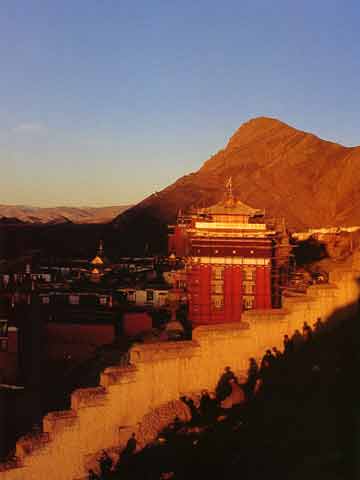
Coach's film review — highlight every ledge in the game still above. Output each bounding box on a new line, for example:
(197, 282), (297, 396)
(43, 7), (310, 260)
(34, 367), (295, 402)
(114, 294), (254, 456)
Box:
(283, 295), (317, 304)
(243, 308), (290, 317)
(130, 341), (200, 363)
(15, 432), (51, 459)
(71, 387), (108, 411)
(43, 409), (78, 434)
(100, 365), (137, 388)
(0, 458), (24, 472)
(193, 322), (251, 334)
(307, 283), (339, 291)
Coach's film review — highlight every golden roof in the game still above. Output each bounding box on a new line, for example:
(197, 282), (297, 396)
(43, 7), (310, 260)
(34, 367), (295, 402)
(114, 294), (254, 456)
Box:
(199, 198), (263, 217)
(91, 256), (104, 265)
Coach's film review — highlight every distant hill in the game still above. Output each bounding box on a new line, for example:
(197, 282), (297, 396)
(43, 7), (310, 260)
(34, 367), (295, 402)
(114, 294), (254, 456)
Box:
(112, 117), (360, 252)
(0, 205), (131, 224)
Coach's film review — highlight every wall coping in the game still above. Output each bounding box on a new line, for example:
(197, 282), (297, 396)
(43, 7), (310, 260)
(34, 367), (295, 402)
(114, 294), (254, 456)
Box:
(130, 340), (200, 363)
(43, 410), (78, 434)
(1, 259), (359, 479)
(71, 386), (108, 411)
(193, 322), (250, 333)
(100, 365), (137, 388)
(0, 458), (23, 473)
(16, 432), (51, 458)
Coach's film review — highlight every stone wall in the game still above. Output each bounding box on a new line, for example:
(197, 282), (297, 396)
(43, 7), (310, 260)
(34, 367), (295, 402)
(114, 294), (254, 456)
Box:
(1, 264), (359, 480)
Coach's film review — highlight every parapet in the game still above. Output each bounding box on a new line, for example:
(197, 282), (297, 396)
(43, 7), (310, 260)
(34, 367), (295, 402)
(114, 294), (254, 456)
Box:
(100, 365), (137, 388)
(71, 386), (108, 410)
(192, 321), (251, 342)
(43, 410), (78, 435)
(1, 259), (359, 480)
(16, 432), (50, 458)
(129, 340), (200, 363)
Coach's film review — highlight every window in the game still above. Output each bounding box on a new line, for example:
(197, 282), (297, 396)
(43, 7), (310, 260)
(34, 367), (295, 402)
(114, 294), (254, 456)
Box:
(127, 291), (136, 303)
(212, 295), (224, 310)
(243, 268), (255, 281)
(99, 296), (107, 305)
(0, 338), (8, 352)
(243, 295), (255, 310)
(0, 320), (8, 337)
(212, 283), (223, 294)
(158, 292), (167, 306)
(243, 282), (254, 295)
(212, 266), (224, 280)
(69, 295), (80, 305)
(146, 290), (154, 303)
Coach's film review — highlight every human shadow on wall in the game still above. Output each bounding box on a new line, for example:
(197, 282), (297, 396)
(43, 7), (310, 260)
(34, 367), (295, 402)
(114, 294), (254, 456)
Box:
(99, 277), (360, 480)
(314, 276), (360, 480)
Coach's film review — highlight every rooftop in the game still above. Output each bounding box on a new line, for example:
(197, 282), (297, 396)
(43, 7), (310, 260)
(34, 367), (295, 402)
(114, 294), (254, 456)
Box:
(197, 197), (263, 217)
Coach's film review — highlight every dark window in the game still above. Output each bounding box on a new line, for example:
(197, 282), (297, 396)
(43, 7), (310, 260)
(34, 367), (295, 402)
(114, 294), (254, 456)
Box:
(0, 320), (8, 337)
(0, 338), (8, 352)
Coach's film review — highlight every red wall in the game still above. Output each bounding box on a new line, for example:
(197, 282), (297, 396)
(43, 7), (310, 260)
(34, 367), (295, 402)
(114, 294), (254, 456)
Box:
(122, 313), (152, 337)
(255, 266), (271, 309)
(189, 264), (243, 326)
(168, 226), (188, 257)
(224, 266), (243, 323)
(232, 266), (243, 322)
(199, 265), (211, 322)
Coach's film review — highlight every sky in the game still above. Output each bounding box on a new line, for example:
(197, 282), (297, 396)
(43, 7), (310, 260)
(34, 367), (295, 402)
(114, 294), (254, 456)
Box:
(0, 0), (359, 207)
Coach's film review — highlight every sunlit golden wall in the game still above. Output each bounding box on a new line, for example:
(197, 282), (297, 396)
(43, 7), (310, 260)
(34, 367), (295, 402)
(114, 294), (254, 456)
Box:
(1, 264), (359, 480)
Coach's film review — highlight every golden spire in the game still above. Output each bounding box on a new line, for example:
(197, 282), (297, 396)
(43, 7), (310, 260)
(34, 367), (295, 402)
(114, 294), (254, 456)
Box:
(98, 239), (104, 257)
(225, 177), (234, 204)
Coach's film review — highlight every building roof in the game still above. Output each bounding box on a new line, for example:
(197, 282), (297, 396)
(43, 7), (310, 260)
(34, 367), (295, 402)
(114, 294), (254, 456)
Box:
(198, 198), (263, 217)
(91, 256), (104, 265)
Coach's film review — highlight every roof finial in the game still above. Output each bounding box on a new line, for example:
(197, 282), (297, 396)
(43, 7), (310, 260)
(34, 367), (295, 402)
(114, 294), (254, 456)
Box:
(225, 177), (234, 203)
(98, 239), (104, 257)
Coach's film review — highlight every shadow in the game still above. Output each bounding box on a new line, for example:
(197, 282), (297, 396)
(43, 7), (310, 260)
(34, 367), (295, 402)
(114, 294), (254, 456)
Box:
(94, 276), (360, 480)
(295, 237), (328, 266)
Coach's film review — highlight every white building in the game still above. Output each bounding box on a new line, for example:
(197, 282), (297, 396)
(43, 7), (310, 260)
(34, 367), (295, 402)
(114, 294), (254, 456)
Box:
(117, 287), (169, 308)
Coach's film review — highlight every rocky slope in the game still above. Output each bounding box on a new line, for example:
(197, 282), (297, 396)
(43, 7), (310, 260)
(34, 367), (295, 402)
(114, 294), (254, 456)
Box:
(113, 117), (360, 251)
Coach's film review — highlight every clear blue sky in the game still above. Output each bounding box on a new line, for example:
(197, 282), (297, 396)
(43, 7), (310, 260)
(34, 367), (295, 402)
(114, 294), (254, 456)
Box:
(1, 0), (359, 206)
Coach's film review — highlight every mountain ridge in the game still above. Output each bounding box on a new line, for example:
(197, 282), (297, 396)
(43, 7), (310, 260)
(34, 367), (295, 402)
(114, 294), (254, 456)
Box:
(112, 117), (360, 253)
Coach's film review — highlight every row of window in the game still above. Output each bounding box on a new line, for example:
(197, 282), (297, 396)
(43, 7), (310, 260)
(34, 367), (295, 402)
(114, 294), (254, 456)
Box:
(41, 295), (109, 305)
(193, 294), (256, 312)
(209, 280), (256, 295)
(125, 290), (168, 303)
(207, 267), (257, 281)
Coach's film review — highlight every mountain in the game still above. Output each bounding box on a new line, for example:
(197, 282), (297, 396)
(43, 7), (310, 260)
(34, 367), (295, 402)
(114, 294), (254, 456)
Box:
(113, 117), (360, 252)
(2, 118), (360, 259)
(0, 205), (131, 224)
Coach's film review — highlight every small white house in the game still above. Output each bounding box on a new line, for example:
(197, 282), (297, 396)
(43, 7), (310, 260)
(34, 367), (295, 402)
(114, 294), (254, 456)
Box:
(117, 287), (169, 308)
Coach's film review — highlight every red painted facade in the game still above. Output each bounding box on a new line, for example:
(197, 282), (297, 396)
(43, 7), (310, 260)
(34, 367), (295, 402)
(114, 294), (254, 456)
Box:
(169, 194), (284, 326)
(168, 225), (188, 257)
(255, 266), (272, 309)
